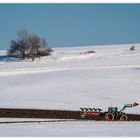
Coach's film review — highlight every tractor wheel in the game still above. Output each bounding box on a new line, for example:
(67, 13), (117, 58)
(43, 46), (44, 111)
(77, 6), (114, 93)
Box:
(120, 114), (128, 121)
(105, 113), (114, 121)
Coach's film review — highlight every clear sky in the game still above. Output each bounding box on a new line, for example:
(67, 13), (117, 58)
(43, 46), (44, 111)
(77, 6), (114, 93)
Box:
(0, 4), (140, 49)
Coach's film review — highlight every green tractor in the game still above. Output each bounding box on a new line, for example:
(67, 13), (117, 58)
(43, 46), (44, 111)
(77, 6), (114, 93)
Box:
(105, 102), (139, 121)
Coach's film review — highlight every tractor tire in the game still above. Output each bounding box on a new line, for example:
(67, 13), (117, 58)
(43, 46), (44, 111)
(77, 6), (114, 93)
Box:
(120, 114), (128, 121)
(105, 113), (114, 121)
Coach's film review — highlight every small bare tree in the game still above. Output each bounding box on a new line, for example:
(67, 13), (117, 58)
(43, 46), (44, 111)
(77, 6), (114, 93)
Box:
(7, 29), (53, 61)
(42, 38), (48, 49)
(130, 46), (135, 51)
(17, 29), (29, 42)
(8, 40), (29, 59)
(29, 34), (41, 55)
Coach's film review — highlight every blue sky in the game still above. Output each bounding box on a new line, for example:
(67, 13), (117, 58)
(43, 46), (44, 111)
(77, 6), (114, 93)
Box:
(0, 4), (140, 49)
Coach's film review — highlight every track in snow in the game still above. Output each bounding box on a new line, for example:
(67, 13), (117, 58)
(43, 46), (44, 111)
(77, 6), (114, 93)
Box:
(0, 64), (140, 76)
(0, 119), (78, 124)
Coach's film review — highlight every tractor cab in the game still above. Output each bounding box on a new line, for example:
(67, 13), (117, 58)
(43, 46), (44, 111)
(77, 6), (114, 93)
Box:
(108, 107), (118, 113)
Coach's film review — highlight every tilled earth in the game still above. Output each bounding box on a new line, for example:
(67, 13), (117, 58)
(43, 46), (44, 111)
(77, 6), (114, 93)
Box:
(0, 108), (140, 121)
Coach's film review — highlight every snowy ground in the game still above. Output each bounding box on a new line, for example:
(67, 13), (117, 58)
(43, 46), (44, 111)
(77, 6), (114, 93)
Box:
(0, 44), (140, 136)
(0, 118), (140, 137)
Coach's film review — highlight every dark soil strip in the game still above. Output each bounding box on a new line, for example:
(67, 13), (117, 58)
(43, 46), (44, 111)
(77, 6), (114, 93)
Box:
(0, 108), (81, 119)
(0, 108), (140, 121)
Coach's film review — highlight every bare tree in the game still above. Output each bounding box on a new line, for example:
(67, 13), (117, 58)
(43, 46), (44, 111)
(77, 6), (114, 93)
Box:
(8, 40), (19, 55)
(7, 29), (53, 61)
(42, 38), (48, 49)
(8, 40), (29, 59)
(29, 34), (41, 55)
(8, 29), (30, 59)
(17, 29), (29, 41)
(130, 46), (135, 51)
(18, 40), (29, 59)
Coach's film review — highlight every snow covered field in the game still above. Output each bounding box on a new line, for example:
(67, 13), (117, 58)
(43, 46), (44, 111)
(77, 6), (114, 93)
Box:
(0, 44), (140, 137)
(0, 118), (140, 137)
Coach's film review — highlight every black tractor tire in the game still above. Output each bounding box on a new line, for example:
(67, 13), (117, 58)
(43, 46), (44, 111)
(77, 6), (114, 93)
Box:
(105, 113), (114, 121)
(120, 114), (128, 121)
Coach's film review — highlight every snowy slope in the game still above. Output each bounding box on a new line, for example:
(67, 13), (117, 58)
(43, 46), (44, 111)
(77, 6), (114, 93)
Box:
(0, 44), (140, 113)
(0, 44), (140, 137)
